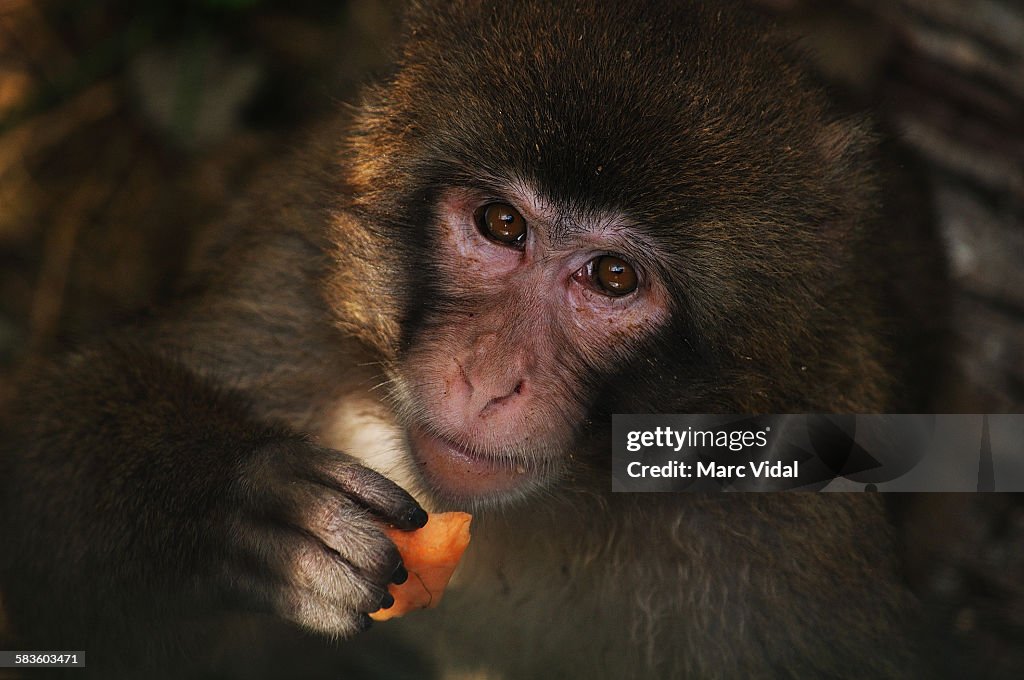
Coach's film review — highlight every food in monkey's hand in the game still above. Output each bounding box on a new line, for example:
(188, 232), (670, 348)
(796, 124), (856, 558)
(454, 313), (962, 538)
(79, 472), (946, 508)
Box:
(370, 511), (472, 621)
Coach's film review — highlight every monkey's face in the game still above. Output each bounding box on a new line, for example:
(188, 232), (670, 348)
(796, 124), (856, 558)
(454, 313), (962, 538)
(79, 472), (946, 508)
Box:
(392, 184), (671, 504)
(335, 0), (880, 506)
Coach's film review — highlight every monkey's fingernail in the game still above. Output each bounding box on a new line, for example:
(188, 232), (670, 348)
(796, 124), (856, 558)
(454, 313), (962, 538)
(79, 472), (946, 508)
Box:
(379, 591), (395, 610)
(391, 564), (408, 585)
(406, 507), (428, 528)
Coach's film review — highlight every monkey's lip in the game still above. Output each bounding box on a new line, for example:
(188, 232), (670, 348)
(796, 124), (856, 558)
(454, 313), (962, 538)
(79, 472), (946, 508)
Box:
(407, 426), (535, 498)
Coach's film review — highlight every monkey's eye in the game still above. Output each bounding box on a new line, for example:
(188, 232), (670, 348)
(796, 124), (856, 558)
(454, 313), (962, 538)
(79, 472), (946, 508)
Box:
(474, 202), (527, 247)
(581, 255), (638, 297)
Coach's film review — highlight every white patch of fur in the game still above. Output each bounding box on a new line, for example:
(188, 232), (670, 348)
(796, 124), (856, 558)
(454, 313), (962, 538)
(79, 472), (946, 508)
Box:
(320, 394), (421, 501)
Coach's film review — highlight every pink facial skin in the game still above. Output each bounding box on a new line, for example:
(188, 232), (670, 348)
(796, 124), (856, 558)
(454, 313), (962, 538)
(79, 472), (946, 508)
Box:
(398, 182), (671, 504)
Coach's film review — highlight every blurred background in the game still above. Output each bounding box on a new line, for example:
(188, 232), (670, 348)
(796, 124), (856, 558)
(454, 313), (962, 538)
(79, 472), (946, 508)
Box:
(0, 0), (1021, 675)
(0, 0), (402, 412)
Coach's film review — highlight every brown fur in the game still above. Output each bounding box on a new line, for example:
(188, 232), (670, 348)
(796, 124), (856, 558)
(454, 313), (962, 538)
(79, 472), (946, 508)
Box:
(0, 2), (950, 678)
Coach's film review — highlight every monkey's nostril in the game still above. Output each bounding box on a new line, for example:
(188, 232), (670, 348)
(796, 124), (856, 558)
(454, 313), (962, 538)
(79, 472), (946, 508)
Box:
(477, 379), (526, 418)
(455, 358), (473, 395)
(496, 379), (525, 403)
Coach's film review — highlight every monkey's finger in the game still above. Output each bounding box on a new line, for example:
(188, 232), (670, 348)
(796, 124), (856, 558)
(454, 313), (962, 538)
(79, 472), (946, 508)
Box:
(267, 480), (405, 581)
(309, 447), (428, 531)
(289, 532), (396, 614)
(231, 520), (396, 615)
(272, 582), (375, 638)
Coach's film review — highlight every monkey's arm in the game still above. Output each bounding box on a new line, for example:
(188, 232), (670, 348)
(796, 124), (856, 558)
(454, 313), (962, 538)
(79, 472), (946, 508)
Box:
(0, 339), (421, 671)
(0, 181), (418, 675)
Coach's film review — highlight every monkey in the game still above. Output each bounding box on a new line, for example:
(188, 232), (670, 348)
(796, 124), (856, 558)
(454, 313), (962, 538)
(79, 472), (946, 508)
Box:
(0, 0), (954, 678)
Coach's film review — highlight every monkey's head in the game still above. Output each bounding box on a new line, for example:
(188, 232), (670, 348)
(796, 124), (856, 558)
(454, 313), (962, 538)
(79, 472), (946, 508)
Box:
(328, 1), (895, 507)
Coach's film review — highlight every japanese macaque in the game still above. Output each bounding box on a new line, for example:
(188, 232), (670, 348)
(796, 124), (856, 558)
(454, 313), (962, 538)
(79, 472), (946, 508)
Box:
(0, 1), (952, 678)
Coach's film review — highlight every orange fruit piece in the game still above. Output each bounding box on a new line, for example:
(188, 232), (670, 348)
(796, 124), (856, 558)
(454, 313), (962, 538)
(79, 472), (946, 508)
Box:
(370, 511), (472, 621)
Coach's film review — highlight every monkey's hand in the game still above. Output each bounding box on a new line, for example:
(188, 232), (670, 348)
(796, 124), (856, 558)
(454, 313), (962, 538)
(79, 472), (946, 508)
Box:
(229, 439), (425, 636)
(0, 341), (423, 663)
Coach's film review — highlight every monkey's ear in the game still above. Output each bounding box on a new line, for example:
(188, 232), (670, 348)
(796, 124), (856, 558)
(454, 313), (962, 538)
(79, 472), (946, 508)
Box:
(814, 114), (879, 211)
(817, 115), (873, 163)
(816, 114), (876, 172)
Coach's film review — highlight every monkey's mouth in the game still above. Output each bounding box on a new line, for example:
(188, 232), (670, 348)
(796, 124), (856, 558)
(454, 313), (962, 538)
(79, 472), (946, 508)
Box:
(407, 426), (536, 499)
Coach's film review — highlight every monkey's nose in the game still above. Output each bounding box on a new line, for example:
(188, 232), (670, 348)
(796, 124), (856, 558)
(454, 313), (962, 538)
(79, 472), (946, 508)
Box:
(455, 354), (527, 420)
